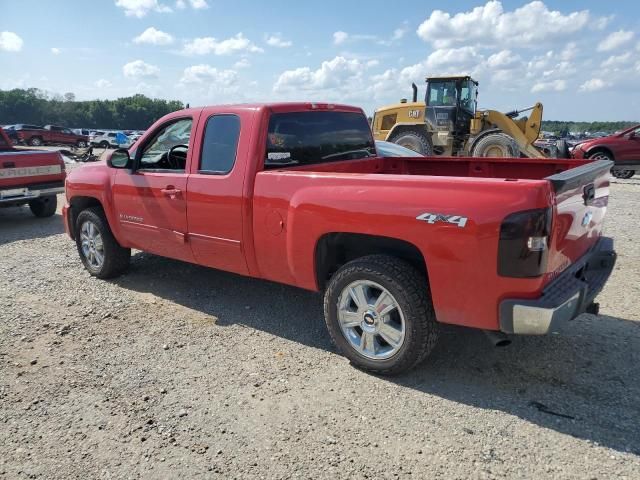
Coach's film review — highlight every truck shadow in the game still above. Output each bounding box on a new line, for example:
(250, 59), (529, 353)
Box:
(0, 206), (65, 245)
(115, 253), (640, 457)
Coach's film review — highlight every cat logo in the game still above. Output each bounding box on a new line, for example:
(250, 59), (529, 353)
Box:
(408, 109), (422, 119)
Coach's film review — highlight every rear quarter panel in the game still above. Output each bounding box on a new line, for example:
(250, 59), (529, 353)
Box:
(252, 171), (555, 330)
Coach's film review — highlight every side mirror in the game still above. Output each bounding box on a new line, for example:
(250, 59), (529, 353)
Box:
(107, 148), (131, 169)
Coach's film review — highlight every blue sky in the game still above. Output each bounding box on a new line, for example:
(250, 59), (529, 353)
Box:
(1, 0), (639, 120)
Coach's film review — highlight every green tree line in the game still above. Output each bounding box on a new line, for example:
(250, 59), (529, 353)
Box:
(0, 88), (184, 130)
(541, 120), (638, 136)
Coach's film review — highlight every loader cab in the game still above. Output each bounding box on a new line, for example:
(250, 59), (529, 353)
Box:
(425, 76), (478, 141)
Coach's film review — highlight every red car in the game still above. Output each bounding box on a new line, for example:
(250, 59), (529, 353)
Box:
(572, 124), (640, 179)
(0, 128), (66, 217)
(13, 124), (89, 148)
(62, 103), (616, 374)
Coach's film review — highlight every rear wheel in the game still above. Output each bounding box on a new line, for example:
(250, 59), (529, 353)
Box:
(29, 195), (57, 217)
(323, 255), (439, 375)
(471, 132), (519, 157)
(99, 141), (110, 149)
(77, 140), (87, 148)
(28, 136), (43, 146)
(611, 168), (635, 179)
(75, 207), (131, 279)
(389, 129), (433, 156)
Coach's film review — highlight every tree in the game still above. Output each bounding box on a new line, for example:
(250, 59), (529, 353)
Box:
(0, 88), (184, 129)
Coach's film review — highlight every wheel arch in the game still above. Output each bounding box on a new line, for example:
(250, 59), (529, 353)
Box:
(68, 196), (104, 240)
(314, 232), (428, 291)
(385, 123), (430, 142)
(585, 145), (615, 160)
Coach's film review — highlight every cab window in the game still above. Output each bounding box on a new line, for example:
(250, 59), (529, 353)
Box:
(427, 81), (457, 107)
(139, 118), (192, 171)
(199, 115), (241, 174)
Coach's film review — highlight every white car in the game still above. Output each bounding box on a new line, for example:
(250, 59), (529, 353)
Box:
(91, 131), (131, 149)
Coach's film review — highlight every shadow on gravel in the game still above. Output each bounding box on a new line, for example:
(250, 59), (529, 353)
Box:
(115, 253), (640, 457)
(0, 207), (65, 245)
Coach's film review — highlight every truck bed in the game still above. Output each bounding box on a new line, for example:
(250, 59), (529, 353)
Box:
(289, 155), (590, 181)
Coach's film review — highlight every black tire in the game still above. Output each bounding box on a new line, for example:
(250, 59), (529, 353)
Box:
(28, 136), (43, 146)
(99, 141), (110, 149)
(28, 195), (57, 217)
(471, 132), (519, 157)
(323, 255), (439, 375)
(389, 129), (433, 156)
(75, 207), (131, 279)
(611, 168), (635, 179)
(556, 139), (570, 159)
(77, 140), (87, 148)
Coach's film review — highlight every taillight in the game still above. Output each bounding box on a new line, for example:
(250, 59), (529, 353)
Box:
(498, 208), (552, 277)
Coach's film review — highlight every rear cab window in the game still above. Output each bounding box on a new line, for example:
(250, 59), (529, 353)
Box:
(199, 115), (241, 174)
(264, 111), (375, 169)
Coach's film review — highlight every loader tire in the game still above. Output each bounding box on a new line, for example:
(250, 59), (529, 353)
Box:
(389, 129), (433, 156)
(471, 132), (519, 157)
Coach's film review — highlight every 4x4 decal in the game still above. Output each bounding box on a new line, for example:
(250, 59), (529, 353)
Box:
(416, 212), (468, 228)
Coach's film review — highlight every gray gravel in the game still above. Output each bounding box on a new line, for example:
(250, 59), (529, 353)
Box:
(1, 174), (639, 479)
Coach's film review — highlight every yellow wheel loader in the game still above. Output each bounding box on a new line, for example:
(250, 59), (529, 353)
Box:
(372, 76), (561, 158)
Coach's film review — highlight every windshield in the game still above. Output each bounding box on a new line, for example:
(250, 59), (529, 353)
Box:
(460, 81), (477, 113)
(427, 81), (457, 107)
(265, 111), (375, 168)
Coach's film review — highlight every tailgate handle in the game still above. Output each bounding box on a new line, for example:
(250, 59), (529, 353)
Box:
(582, 184), (595, 206)
(2, 161), (15, 168)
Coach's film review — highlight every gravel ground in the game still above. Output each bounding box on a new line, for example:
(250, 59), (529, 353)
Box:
(1, 173), (639, 479)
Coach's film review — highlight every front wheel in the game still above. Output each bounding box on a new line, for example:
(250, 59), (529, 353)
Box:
(28, 137), (43, 146)
(389, 129), (433, 156)
(323, 255), (439, 375)
(471, 132), (519, 157)
(75, 207), (131, 279)
(77, 140), (87, 148)
(29, 195), (57, 217)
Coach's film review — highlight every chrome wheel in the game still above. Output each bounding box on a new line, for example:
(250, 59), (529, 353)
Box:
(337, 280), (406, 360)
(611, 167), (634, 179)
(80, 220), (105, 270)
(590, 152), (612, 161)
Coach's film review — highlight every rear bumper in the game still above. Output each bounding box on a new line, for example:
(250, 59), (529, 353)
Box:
(499, 237), (616, 335)
(0, 184), (64, 204)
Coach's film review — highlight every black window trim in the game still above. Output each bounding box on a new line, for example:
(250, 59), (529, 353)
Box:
(197, 113), (241, 176)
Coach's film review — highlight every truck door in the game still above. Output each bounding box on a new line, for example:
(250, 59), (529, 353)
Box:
(617, 127), (640, 160)
(186, 113), (249, 275)
(112, 117), (195, 263)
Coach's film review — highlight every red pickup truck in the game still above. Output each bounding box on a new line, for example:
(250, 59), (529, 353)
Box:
(13, 124), (89, 148)
(63, 103), (616, 374)
(0, 127), (66, 217)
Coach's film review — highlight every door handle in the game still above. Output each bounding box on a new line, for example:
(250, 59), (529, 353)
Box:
(161, 186), (182, 197)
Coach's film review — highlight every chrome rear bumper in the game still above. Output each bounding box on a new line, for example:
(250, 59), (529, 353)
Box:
(499, 237), (616, 335)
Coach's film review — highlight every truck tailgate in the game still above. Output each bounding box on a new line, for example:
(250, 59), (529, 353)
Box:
(546, 160), (613, 277)
(0, 150), (64, 189)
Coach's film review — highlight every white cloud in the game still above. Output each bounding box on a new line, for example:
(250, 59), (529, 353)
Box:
(182, 33), (263, 55)
(234, 58), (251, 69)
(417, 1), (591, 48)
(175, 0), (186, 8)
(486, 49), (520, 69)
(274, 56), (364, 94)
(187, 0), (208, 9)
(333, 31), (349, 45)
(579, 78), (610, 92)
(266, 34), (292, 48)
(115, 0), (172, 18)
(601, 52), (633, 68)
(95, 79), (113, 89)
(560, 42), (577, 61)
(0, 31), (23, 52)
(180, 64), (238, 85)
(123, 60), (160, 78)
(424, 46), (484, 74)
(133, 27), (174, 45)
(597, 30), (635, 52)
(392, 25), (408, 41)
(51, 47), (61, 55)
(531, 79), (567, 93)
